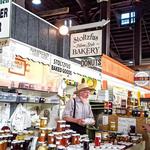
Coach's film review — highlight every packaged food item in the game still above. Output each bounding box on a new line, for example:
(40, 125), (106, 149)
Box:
(40, 117), (48, 128)
(56, 120), (66, 132)
(109, 122), (116, 131)
(83, 139), (89, 150)
(48, 144), (56, 150)
(48, 134), (55, 144)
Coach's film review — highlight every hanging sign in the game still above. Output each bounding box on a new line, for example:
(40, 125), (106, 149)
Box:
(0, 0), (11, 38)
(70, 30), (102, 58)
(50, 55), (72, 76)
(81, 57), (101, 67)
(134, 71), (150, 86)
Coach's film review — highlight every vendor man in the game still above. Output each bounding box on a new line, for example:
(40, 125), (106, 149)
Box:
(62, 83), (95, 135)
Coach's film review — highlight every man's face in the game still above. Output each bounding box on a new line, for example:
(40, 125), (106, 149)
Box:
(79, 89), (91, 99)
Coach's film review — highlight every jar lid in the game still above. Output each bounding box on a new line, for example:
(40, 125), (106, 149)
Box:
(65, 124), (70, 127)
(48, 144), (56, 148)
(40, 133), (46, 136)
(48, 133), (54, 136)
(57, 120), (65, 123)
(57, 145), (65, 149)
(40, 117), (47, 120)
(4, 130), (10, 132)
(56, 136), (62, 139)
(40, 128), (47, 130)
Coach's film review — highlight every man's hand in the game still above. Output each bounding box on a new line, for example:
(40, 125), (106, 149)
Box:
(76, 118), (85, 126)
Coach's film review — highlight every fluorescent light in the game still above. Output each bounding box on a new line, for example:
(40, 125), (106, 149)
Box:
(129, 60), (133, 64)
(32, 0), (41, 5)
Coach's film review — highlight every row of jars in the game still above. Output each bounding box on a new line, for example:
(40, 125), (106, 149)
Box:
(38, 131), (80, 147)
(0, 135), (32, 150)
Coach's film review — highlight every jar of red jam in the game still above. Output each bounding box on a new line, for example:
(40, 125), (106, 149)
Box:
(76, 134), (80, 144)
(48, 134), (55, 144)
(62, 135), (70, 147)
(55, 136), (62, 146)
(48, 144), (56, 150)
(65, 124), (70, 130)
(71, 134), (77, 145)
(38, 133), (46, 142)
(56, 120), (66, 132)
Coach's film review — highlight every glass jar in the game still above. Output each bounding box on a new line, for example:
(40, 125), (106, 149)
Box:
(0, 130), (4, 135)
(48, 144), (56, 150)
(101, 132), (109, 142)
(65, 124), (70, 130)
(83, 139), (89, 150)
(0, 141), (4, 150)
(62, 135), (69, 147)
(56, 120), (66, 132)
(19, 140), (25, 150)
(38, 133), (46, 142)
(76, 134), (80, 144)
(37, 143), (48, 150)
(11, 140), (20, 150)
(57, 145), (65, 150)
(71, 134), (77, 145)
(48, 134), (55, 144)
(110, 122), (116, 131)
(24, 137), (30, 150)
(4, 129), (10, 134)
(55, 136), (62, 146)
(40, 117), (48, 128)
(12, 131), (18, 140)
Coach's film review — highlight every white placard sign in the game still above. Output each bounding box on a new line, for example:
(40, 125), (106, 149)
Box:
(103, 115), (108, 125)
(70, 30), (102, 58)
(50, 54), (72, 77)
(118, 117), (136, 134)
(0, 0), (11, 38)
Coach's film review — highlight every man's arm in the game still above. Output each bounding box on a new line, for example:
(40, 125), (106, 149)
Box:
(63, 116), (84, 126)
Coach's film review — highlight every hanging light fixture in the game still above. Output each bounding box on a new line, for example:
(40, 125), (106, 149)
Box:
(32, 0), (41, 5)
(59, 25), (69, 35)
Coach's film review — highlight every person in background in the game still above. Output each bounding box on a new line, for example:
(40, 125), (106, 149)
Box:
(62, 83), (95, 135)
(142, 124), (150, 150)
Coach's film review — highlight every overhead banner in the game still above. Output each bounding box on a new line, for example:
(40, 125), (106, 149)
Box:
(70, 30), (102, 58)
(0, 0), (11, 38)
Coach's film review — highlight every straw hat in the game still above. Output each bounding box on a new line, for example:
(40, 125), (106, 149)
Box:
(74, 83), (95, 94)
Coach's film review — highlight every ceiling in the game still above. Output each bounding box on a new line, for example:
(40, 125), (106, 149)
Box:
(17, 0), (150, 68)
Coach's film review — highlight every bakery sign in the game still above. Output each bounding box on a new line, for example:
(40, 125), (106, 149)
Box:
(70, 30), (102, 58)
(50, 54), (72, 77)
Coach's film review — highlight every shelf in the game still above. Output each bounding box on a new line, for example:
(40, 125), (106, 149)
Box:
(91, 108), (104, 110)
(89, 100), (104, 103)
(0, 101), (59, 104)
(0, 86), (57, 94)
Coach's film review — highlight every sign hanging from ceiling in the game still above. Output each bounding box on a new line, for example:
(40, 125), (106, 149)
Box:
(0, 0), (11, 38)
(134, 71), (150, 86)
(70, 30), (102, 58)
(81, 57), (101, 67)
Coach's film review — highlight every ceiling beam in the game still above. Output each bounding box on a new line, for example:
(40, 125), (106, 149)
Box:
(37, 7), (69, 17)
(131, 64), (150, 71)
(76, 0), (89, 22)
